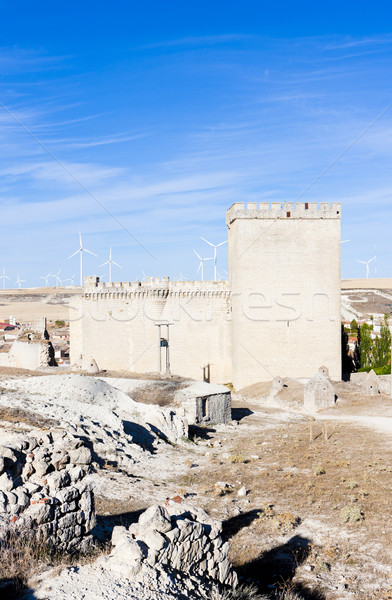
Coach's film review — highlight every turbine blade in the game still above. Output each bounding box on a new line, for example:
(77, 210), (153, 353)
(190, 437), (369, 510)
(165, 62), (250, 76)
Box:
(193, 250), (202, 260)
(216, 240), (228, 247)
(112, 261), (122, 268)
(200, 237), (214, 247)
(99, 260), (109, 267)
(68, 249), (80, 259)
(83, 248), (98, 257)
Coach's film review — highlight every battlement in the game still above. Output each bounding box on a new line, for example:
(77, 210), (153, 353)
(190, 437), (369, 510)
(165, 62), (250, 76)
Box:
(226, 202), (341, 225)
(83, 276), (230, 299)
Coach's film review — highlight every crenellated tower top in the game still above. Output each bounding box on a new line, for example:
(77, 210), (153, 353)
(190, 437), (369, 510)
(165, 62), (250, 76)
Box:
(226, 202), (341, 225)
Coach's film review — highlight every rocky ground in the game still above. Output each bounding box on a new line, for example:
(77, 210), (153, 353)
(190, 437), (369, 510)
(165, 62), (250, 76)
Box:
(1, 368), (392, 599)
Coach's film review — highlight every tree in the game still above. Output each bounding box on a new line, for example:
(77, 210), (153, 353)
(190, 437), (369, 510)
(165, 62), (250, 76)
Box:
(350, 318), (358, 334)
(359, 323), (373, 369)
(372, 315), (391, 368)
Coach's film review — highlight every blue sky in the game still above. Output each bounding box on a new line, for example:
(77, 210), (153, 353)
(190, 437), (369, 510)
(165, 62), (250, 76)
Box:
(0, 1), (392, 285)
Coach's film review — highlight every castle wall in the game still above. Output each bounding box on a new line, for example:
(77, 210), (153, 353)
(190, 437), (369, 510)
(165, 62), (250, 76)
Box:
(70, 279), (232, 384)
(70, 202), (341, 390)
(227, 202), (341, 389)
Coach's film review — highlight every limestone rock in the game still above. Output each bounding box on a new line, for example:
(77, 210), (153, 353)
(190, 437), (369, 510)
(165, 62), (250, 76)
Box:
(237, 486), (247, 497)
(138, 505), (172, 534)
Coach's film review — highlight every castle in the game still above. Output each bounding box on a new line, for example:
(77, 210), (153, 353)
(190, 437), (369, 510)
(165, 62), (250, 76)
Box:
(70, 202), (341, 390)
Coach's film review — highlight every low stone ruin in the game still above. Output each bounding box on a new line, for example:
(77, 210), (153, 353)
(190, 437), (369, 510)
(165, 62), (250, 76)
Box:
(102, 503), (238, 590)
(176, 381), (232, 425)
(351, 370), (385, 396)
(304, 369), (336, 412)
(360, 369), (380, 396)
(270, 376), (284, 397)
(86, 358), (100, 374)
(0, 430), (96, 552)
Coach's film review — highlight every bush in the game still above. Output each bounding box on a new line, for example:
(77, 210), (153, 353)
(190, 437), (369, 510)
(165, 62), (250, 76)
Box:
(213, 584), (269, 599)
(214, 584), (304, 599)
(340, 505), (363, 523)
(358, 365), (391, 375)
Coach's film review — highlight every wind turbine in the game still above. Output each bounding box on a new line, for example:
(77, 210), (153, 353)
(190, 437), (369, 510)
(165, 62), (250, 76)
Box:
(54, 268), (63, 287)
(68, 232), (97, 286)
(200, 237), (228, 281)
(357, 257), (376, 279)
(63, 274), (76, 286)
(0, 266), (10, 289)
(99, 248), (122, 283)
(374, 244), (377, 278)
(15, 274), (25, 289)
(40, 273), (51, 287)
(194, 250), (213, 282)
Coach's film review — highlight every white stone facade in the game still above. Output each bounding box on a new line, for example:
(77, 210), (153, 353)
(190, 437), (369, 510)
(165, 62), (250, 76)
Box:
(71, 202), (341, 390)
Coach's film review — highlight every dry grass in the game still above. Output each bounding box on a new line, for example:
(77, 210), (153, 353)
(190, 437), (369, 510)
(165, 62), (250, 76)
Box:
(0, 527), (108, 596)
(178, 397), (392, 598)
(129, 380), (188, 407)
(0, 528), (67, 595)
(0, 406), (58, 428)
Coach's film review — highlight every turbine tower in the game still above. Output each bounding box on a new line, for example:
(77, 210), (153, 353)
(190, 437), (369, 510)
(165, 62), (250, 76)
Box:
(54, 268), (63, 287)
(99, 248), (122, 283)
(357, 257), (375, 279)
(68, 232), (97, 286)
(0, 267), (10, 289)
(63, 274), (76, 286)
(40, 273), (51, 287)
(194, 250), (212, 282)
(200, 237), (228, 281)
(15, 274), (25, 289)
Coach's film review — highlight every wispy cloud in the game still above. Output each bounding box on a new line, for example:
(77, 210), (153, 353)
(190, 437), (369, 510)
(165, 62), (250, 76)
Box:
(139, 34), (254, 50)
(0, 161), (124, 188)
(47, 132), (151, 149)
(0, 47), (71, 73)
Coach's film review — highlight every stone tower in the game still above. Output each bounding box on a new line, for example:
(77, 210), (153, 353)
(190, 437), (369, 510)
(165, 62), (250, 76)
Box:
(227, 202), (341, 390)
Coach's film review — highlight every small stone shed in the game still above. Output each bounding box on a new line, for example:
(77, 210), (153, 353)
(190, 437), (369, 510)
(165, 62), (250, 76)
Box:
(304, 369), (336, 412)
(176, 382), (232, 425)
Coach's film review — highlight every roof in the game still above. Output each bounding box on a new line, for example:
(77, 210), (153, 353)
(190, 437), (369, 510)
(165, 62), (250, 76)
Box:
(0, 322), (17, 330)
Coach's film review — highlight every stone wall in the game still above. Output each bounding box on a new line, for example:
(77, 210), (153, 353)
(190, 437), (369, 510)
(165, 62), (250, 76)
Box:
(0, 339), (50, 370)
(70, 279), (232, 384)
(0, 430), (96, 552)
(103, 503), (237, 589)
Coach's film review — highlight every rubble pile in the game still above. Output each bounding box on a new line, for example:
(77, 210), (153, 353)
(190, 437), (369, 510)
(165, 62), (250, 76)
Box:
(0, 374), (188, 473)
